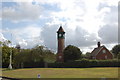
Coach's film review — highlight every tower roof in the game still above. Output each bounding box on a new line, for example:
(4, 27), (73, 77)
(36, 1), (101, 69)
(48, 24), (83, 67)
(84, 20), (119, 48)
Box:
(57, 26), (65, 33)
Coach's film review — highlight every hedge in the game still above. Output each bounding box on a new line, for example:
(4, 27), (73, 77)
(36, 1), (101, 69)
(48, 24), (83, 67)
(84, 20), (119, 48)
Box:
(2, 59), (120, 68)
(48, 59), (120, 68)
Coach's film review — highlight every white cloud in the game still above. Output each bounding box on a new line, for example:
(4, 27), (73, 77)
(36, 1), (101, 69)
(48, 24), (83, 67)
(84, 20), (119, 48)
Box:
(40, 24), (101, 52)
(0, 33), (7, 41)
(2, 2), (43, 22)
(100, 0), (119, 7)
(1, 0), (119, 53)
(18, 39), (27, 48)
(2, 25), (43, 48)
(37, 0), (118, 33)
(39, 0), (118, 53)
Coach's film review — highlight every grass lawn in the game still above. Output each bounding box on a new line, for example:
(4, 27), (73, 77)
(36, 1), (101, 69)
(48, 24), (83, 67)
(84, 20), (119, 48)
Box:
(2, 67), (119, 78)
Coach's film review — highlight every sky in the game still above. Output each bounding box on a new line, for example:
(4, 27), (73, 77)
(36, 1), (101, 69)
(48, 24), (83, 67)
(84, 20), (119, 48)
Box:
(0, 0), (119, 53)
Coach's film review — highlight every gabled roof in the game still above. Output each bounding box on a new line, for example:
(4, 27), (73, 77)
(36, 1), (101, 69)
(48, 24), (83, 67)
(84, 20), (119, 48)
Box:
(57, 26), (65, 33)
(91, 45), (114, 57)
(91, 46), (105, 56)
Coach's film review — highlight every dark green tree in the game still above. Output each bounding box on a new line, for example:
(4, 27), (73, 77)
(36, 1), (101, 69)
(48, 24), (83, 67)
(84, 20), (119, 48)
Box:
(31, 45), (55, 63)
(118, 52), (120, 59)
(85, 52), (91, 59)
(3, 40), (11, 46)
(0, 41), (2, 46)
(2, 44), (19, 68)
(14, 45), (56, 68)
(63, 45), (82, 62)
(2, 45), (11, 65)
(112, 44), (120, 58)
(2, 40), (12, 65)
(14, 49), (31, 68)
(43, 49), (56, 63)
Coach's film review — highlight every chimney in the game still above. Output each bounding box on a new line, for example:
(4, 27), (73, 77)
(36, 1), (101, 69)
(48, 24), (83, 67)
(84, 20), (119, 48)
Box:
(97, 42), (101, 47)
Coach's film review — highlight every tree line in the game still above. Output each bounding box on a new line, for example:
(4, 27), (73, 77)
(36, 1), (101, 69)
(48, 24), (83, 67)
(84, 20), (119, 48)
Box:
(0, 40), (56, 68)
(1, 40), (120, 68)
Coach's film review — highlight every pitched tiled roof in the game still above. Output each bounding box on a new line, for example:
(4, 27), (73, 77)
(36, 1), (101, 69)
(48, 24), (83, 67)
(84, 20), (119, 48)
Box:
(91, 46), (104, 56)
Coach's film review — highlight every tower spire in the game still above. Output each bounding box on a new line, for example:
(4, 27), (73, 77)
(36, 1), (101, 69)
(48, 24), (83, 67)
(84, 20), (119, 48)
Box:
(57, 26), (65, 33)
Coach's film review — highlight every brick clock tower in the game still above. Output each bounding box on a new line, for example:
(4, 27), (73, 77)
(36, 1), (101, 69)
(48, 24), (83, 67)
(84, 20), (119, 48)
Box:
(57, 26), (65, 62)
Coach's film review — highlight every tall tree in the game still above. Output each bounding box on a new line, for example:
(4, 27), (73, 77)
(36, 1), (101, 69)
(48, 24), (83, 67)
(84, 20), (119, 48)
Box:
(2, 45), (11, 66)
(14, 45), (56, 68)
(63, 45), (82, 62)
(3, 40), (11, 46)
(0, 41), (2, 46)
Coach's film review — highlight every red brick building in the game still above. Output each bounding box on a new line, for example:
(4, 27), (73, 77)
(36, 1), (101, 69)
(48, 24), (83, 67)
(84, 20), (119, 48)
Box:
(91, 42), (114, 60)
(56, 26), (65, 62)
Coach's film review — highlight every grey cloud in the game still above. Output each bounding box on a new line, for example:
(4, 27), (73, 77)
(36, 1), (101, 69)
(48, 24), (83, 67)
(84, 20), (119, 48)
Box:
(97, 2), (118, 44)
(41, 24), (100, 52)
(98, 3), (117, 24)
(41, 24), (58, 51)
(103, 6), (117, 24)
(65, 26), (99, 47)
(98, 24), (118, 44)
(98, 2), (109, 11)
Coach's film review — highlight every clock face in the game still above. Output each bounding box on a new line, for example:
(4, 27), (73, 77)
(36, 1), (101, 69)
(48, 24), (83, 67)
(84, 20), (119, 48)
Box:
(58, 33), (65, 38)
(59, 56), (62, 59)
(102, 50), (106, 53)
(59, 34), (62, 37)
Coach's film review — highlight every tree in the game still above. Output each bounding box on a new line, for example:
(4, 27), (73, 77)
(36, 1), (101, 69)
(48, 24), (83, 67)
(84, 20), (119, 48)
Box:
(2, 43), (19, 68)
(43, 49), (56, 63)
(85, 52), (91, 59)
(14, 49), (31, 68)
(0, 41), (2, 46)
(13, 45), (56, 68)
(118, 52), (120, 59)
(31, 45), (56, 63)
(2, 45), (11, 67)
(3, 40), (11, 46)
(112, 44), (120, 58)
(63, 45), (82, 62)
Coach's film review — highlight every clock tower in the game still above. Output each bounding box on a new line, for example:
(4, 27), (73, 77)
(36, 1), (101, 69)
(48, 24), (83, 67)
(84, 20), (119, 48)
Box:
(57, 26), (65, 62)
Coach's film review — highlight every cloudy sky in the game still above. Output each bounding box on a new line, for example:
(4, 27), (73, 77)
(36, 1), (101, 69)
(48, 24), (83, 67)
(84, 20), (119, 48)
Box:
(0, 0), (119, 53)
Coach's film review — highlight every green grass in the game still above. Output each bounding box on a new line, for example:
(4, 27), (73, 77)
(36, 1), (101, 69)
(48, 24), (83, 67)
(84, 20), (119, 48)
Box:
(2, 67), (118, 78)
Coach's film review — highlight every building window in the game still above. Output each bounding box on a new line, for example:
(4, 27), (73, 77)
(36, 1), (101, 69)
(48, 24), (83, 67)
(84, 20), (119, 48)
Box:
(102, 50), (106, 53)
(105, 56), (107, 59)
(59, 56), (62, 59)
(93, 57), (96, 59)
